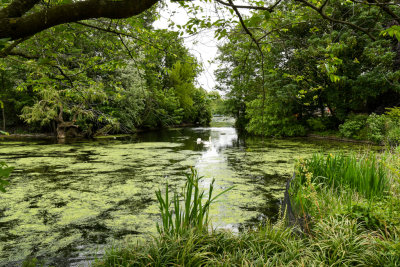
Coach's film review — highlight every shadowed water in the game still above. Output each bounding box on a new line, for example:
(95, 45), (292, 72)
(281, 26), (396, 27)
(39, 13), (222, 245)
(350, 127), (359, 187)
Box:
(0, 123), (376, 266)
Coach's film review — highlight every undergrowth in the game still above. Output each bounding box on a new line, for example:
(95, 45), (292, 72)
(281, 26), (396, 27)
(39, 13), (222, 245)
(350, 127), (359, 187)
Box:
(93, 157), (400, 266)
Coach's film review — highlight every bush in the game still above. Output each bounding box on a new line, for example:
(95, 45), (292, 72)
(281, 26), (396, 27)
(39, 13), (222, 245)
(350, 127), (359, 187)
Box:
(385, 107), (400, 124)
(339, 114), (368, 139)
(386, 126), (400, 147)
(245, 98), (307, 137)
(366, 113), (387, 143)
(306, 117), (327, 131)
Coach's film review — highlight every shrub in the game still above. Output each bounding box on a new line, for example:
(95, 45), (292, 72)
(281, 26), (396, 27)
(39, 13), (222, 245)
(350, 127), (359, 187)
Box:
(385, 106), (400, 124)
(366, 113), (387, 143)
(339, 114), (368, 139)
(386, 126), (400, 147)
(306, 117), (327, 131)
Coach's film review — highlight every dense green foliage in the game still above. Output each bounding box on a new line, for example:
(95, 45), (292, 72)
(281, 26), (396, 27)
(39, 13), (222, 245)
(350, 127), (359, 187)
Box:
(208, 91), (229, 116)
(1, 15), (212, 137)
(338, 108), (400, 145)
(293, 153), (388, 202)
(291, 152), (400, 233)
(94, 216), (399, 266)
(2, 0), (400, 266)
(215, 1), (400, 137)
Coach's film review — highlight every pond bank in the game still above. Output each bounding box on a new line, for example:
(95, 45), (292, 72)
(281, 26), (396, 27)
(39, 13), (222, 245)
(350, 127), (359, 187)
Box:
(307, 133), (377, 145)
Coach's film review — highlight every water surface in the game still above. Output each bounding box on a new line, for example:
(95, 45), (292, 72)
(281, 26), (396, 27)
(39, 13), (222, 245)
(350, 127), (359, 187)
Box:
(0, 125), (375, 266)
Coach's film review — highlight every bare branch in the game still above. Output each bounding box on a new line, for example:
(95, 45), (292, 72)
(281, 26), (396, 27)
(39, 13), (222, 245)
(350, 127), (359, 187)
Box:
(214, 0), (282, 12)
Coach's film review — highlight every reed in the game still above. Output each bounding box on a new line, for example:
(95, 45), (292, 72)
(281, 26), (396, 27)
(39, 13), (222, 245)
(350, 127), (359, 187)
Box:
(155, 167), (233, 236)
(295, 153), (389, 199)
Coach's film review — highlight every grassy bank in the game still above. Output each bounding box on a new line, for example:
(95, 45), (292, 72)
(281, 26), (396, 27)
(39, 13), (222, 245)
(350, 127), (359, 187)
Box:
(93, 151), (400, 266)
(94, 216), (399, 266)
(290, 151), (400, 232)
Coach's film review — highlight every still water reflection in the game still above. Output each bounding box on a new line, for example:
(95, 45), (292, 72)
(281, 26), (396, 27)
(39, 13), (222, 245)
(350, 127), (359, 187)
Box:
(0, 125), (374, 266)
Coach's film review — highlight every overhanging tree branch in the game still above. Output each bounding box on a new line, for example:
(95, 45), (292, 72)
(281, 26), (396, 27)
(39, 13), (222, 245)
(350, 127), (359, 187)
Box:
(227, 0), (266, 137)
(214, 0), (282, 12)
(75, 21), (162, 52)
(0, 0), (159, 40)
(295, 0), (377, 40)
(0, 0), (40, 19)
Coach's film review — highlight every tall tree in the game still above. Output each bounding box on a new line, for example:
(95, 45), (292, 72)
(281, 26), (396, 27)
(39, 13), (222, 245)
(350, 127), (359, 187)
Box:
(216, 0), (400, 136)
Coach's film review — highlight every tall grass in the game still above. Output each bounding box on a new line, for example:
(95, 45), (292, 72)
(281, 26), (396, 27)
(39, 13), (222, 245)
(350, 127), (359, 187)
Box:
(156, 167), (233, 236)
(294, 153), (389, 199)
(290, 152), (400, 234)
(93, 215), (399, 266)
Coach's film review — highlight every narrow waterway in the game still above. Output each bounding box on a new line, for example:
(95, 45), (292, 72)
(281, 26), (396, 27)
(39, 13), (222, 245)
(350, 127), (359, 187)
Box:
(0, 121), (375, 266)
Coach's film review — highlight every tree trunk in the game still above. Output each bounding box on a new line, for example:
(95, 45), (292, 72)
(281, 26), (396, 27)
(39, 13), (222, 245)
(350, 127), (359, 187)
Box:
(57, 125), (66, 139)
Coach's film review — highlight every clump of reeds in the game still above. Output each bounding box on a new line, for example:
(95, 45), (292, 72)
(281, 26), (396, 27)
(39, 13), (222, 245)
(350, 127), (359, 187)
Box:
(155, 167), (233, 236)
(289, 152), (400, 234)
(295, 153), (389, 199)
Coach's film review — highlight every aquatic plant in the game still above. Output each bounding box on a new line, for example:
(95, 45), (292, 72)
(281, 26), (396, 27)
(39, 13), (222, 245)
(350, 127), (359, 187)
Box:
(294, 153), (389, 199)
(290, 152), (400, 235)
(156, 168), (233, 236)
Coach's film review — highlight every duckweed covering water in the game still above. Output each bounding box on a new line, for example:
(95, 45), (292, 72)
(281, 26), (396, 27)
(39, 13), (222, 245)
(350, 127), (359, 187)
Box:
(0, 126), (376, 266)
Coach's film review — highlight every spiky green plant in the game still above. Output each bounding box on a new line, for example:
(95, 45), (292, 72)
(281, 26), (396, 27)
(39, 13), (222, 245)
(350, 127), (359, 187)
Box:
(294, 153), (389, 200)
(155, 167), (233, 236)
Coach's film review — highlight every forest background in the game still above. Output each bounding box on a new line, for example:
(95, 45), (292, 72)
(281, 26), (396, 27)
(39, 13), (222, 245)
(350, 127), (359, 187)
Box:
(0, 0), (400, 144)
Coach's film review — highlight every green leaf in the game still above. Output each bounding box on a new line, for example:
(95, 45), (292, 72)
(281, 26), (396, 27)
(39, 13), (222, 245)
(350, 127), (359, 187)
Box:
(264, 11), (271, 20)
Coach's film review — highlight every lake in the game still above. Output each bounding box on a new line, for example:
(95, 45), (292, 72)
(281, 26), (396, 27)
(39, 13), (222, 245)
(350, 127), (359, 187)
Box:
(0, 121), (376, 266)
